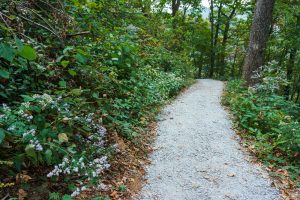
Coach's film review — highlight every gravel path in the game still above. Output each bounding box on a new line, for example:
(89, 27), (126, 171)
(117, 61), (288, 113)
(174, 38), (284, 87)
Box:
(136, 79), (280, 200)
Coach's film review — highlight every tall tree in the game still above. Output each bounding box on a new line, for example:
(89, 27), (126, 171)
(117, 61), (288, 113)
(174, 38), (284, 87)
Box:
(242, 0), (275, 85)
(218, 0), (239, 77)
(209, 0), (215, 77)
(172, 0), (181, 16)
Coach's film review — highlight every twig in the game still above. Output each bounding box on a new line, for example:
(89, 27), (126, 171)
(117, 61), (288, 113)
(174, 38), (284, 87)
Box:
(29, 8), (60, 34)
(0, 12), (10, 28)
(17, 14), (63, 42)
(66, 31), (90, 38)
(1, 193), (9, 200)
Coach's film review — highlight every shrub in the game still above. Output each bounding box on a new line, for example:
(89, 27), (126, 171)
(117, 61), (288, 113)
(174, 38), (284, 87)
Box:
(224, 80), (300, 184)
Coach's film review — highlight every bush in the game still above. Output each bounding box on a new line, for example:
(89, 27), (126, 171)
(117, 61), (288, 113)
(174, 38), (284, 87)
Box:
(224, 80), (300, 184)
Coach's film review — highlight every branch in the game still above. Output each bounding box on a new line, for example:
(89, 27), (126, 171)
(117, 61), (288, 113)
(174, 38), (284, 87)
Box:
(17, 14), (63, 42)
(66, 31), (91, 38)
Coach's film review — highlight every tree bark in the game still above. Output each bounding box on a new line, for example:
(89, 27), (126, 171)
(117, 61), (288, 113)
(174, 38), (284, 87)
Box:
(219, 1), (238, 77)
(209, 0), (215, 78)
(211, 3), (223, 77)
(172, 0), (181, 17)
(242, 0), (275, 85)
(284, 48), (297, 99)
(198, 55), (204, 78)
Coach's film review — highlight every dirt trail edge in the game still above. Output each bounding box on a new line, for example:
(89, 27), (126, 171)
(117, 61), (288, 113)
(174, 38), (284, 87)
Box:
(135, 79), (280, 200)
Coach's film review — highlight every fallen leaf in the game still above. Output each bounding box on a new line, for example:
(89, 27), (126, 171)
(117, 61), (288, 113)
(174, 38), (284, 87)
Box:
(16, 173), (32, 183)
(18, 189), (27, 200)
(110, 191), (117, 197)
(58, 133), (68, 142)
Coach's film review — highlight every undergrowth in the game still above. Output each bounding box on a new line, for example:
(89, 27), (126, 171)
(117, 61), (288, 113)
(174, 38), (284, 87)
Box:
(0, 1), (194, 199)
(223, 78), (300, 187)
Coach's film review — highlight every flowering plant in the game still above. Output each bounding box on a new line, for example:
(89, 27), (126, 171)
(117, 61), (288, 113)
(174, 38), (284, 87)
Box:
(251, 61), (289, 94)
(0, 94), (114, 197)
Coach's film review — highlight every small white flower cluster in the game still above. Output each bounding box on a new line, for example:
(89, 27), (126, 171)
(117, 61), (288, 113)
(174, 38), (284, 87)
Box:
(88, 156), (110, 178)
(86, 124), (107, 148)
(33, 93), (54, 108)
(80, 112), (107, 148)
(21, 102), (30, 109)
(251, 61), (288, 94)
(22, 129), (43, 151)
(24, 114), (33, 122)
(30, 139), (43, 151)
(47, 157), (86, 177)
(23, 129), (36, 138)
(50, 96), (62, 109)
(112, 143), (120, 153)
(0, 114), (5, 120)
(17, 109), (33, 121)
(97, 183), (108, 191)
(71, 185), (87, 197)
(85, 113), (94, 123)
(47, 156), (110, 181)
(2, 103), (11, 112)
(7, 125), (16, 131)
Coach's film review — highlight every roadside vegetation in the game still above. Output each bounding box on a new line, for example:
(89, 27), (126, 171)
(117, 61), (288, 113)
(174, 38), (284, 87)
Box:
(0, 0), (299, 199)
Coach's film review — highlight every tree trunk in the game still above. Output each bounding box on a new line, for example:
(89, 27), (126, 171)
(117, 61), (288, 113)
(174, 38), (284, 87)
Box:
(284, 48), (297, 99)
(231, 45), (238, 78)
(213, 3), (223, 76)
(209, 0), (215, 78)
(172, 0), (181, 17)
(219, 1), (238, 77)
(141, 0), (151, 16)
(242, 0), (275, 85)
(198, 55), (204, 78)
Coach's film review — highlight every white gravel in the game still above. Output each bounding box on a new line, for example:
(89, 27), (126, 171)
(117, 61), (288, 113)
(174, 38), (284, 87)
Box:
(136, 79), (280, 200)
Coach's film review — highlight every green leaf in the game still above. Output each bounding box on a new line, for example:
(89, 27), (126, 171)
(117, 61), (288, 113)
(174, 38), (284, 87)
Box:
(21, 95), (35, 102)
(0, 43), (16, 62)
(63, 46), (74, 54)
(75, 53), (87, 64)
(59, 80), (67, 88)
(92, 92), (99, 99)
(45, 149), (52, 165)
(0, 92), (8, 98)
(68, 69), (77, 76)
(15, 37), (24, 51)
(0, 69), (10, 79)
(61, 60), (70, 68)
(0, 129), (5, 144)
(70, 88), (82, 96)
(62, 195), (73, 200)
(25, 144), (37, 160)
(18, 45), (37, 61)
(49, 192), (60, 200)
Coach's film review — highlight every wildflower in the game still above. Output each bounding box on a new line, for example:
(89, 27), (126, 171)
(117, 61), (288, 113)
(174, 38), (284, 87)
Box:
(21, 102), (30, 108)
(0, 114), (5, 120)
(7, 125), (16, 131)
(29, 138), (43, 151)
(97, 183), (108, 191)
(2, 104), (11, 112)
(73, 167), (79, 173)
(71, 187), (80, 197)
(23, 129), (36, 137)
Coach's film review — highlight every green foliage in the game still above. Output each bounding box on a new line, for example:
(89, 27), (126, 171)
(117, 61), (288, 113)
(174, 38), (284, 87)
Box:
(0, 0), (195, 198)
(224, 80), (300, 184)
(118, 184), (127, 192)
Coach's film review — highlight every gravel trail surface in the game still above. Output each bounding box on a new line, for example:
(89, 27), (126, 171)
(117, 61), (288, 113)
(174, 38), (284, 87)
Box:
(137, 79), (280, 200)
